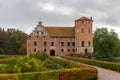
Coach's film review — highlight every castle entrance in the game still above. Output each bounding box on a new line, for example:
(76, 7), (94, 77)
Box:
(50, 50), (55, 56)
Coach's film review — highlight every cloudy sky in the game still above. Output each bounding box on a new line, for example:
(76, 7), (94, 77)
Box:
(0, 0), (120, 37)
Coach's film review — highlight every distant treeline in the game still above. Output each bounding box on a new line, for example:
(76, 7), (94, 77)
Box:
(0, 28), (28, 55)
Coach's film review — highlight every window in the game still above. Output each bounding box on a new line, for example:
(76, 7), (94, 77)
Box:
(44, 49), (46, 52)
(61, 49), (64, 52)
(44, 41), (47, 46)
(81, 41), (84, 47)
(34, 41), (37, 46)
(81, 29), (84, 33)
(67, 42), (70, 46)
(85, 49), (88, 53)
(88, 41), (91, 47)
(68, 49), (70, 52)
(73, 49), (75, 52)
(37, 32), (39, 34)
(51, 42), (54, 46)
(61, 42), (64, 46)
(34, 48), (36, 52)
(88, 29), (90, 33)
(72, 42), (75, 46)
(82, 21), (84, 24)
(41, 32), (43, 34)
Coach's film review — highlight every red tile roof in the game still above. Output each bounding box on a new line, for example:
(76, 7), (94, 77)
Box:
(45, 26), (75, 37)
(75, 16), (93, 22)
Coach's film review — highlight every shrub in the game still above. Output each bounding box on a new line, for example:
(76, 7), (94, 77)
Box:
(0, 68), (98, 80)
(0, 64), (6, 73)
(0, 59), (7, 64)
(41, 59), (63, 70)
(33, 51), (48, 61)
(62, 56), (120, 72)
(4, 56), (39, 73)
(49, 57), (88, 68)
(0, 74), (18, 80)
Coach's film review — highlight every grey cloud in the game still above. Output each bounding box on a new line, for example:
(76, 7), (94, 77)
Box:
(0, 0), (120, 34)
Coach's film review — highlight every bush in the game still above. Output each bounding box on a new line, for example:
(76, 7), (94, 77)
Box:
(62, 56), (120, 72)
(41, 59), (63, 70)
(0, 59), (7, 64)
(33, 51), (48, 61)
(0, 64), (6, 73)
(49, 57), (88, 68)
(0, 74), (18, 80)
(0, 68), (98, 80)
(2, 56), (39, 73)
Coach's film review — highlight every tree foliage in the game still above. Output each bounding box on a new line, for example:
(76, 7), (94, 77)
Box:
(33, 51), (48, 61)
(0, 47), (4, 54)
(0, 29), (28, 55)
(94, 28), (120, 58)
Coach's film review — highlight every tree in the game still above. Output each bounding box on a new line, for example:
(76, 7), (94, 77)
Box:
(0, 47), (4, 54)
(0, 28), (28, 55)
(18, 44), (26, 55)
(8, 32), (20, 54)
(93, 28), (120, 58)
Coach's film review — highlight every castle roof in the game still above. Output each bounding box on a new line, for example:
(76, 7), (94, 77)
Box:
(45, 26), (75, 37)
(75, 16), (93, 22)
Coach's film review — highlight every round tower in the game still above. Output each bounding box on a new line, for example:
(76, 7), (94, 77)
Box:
(75, 16), (93, 56)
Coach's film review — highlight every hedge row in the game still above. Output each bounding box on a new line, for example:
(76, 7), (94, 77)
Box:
(49, 57), (89, 68)
(62, 56), (120, 72)
(0, 68), (98, 80)
(0, 59), (7, 64)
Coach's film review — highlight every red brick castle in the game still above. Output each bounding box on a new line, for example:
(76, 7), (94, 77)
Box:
(27, 16), (93, 56)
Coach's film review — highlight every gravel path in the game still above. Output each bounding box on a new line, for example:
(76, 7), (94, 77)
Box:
(94, 66), (120, 80)
(58, 57), (120, 80)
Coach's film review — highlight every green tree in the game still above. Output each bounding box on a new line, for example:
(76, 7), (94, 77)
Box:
(8, 32), (20, 54)
(18, 44), (26, 55)
(0, 47), (4, 54)
(94, 28), (120, 58)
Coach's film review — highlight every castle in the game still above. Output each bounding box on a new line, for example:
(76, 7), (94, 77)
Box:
(27, 16), (93, 56)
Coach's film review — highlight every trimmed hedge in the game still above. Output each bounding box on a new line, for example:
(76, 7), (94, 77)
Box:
(0, 57), (39, 73)
(62, 56), (120, 72)
(0, 68), (98, 80)
(0, 59), (7, 64)
(49, 57), (88, 68)
(33, 51), (48, 61)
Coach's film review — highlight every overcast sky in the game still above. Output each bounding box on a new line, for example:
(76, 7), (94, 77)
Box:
(0, 0), (120, 37)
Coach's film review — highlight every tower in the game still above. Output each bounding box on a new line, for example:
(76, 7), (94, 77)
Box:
(75, 16), (93, 55)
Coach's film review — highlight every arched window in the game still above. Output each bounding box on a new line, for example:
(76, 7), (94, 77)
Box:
(34, 41), (37, 46)
(44, 41), (47, 46)
(81, 41), (84, 47)
(88, 41), (91, 47)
